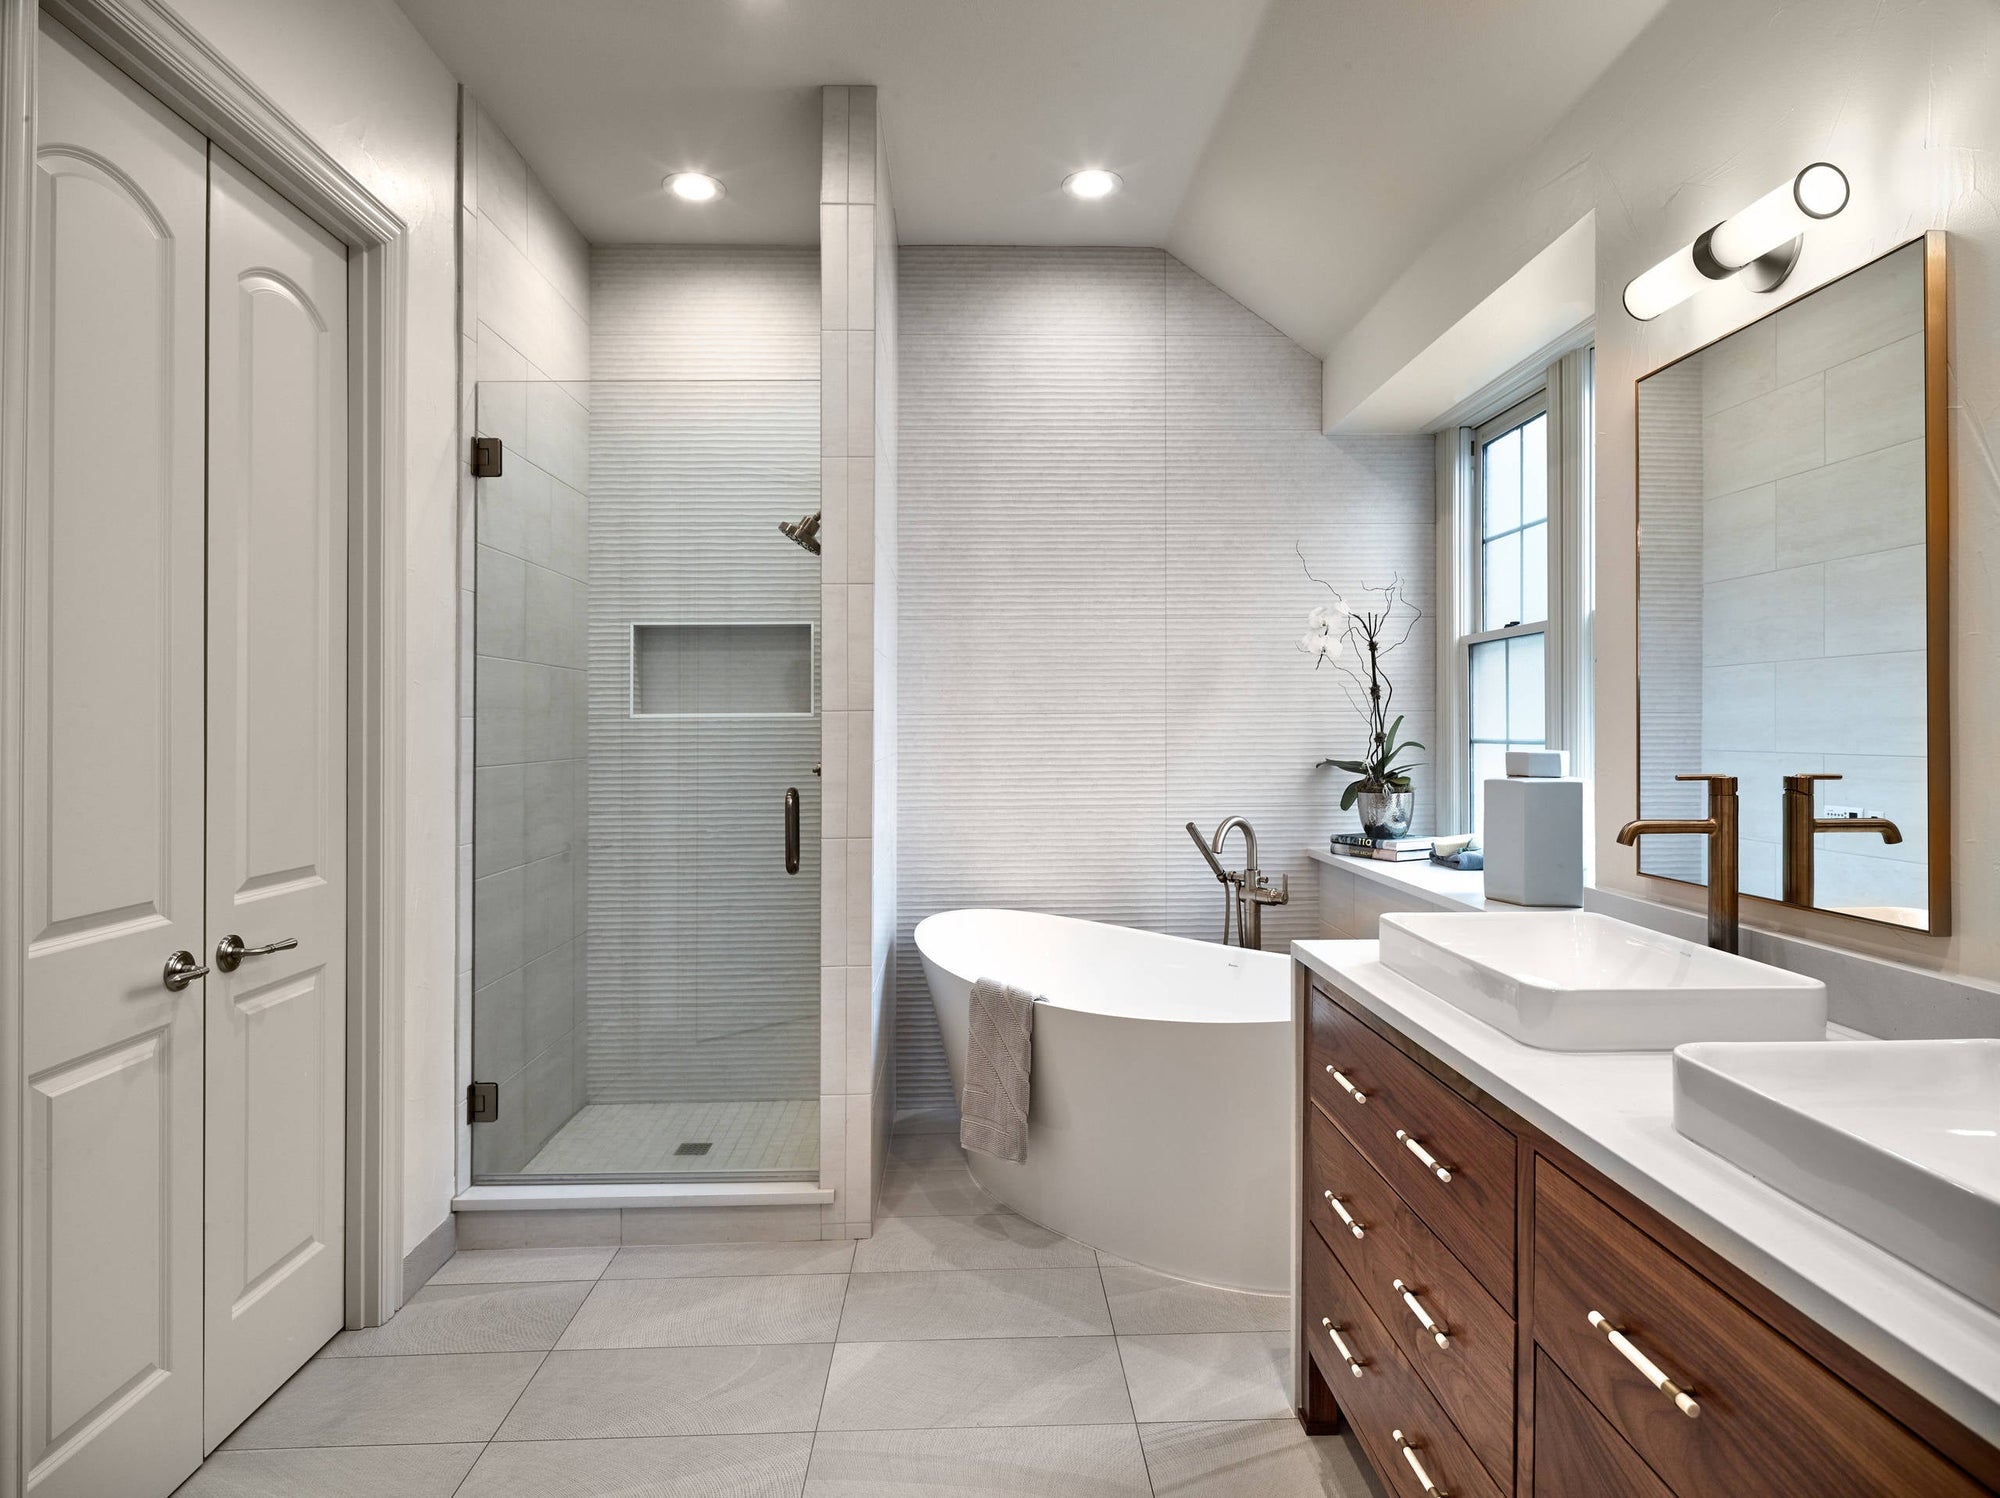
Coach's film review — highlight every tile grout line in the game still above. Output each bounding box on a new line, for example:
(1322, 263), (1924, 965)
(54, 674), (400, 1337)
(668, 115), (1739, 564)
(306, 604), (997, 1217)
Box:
(441, 1243), (614, 1494)
(1099, 1247), (1159, 1498)
(799, 1250), (856, 1495)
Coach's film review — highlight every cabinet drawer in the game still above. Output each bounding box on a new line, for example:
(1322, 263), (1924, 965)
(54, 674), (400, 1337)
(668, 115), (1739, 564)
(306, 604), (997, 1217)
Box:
(1304, 1228), (1506, 1498)
(1306, 1098), (1407, 1290)
(1534, 1160), (1986, 1498)
(1309, 984), (1516, 1307)
(1533, 1349), (1675, 1498)
(1311, 1097), (1514, 1488)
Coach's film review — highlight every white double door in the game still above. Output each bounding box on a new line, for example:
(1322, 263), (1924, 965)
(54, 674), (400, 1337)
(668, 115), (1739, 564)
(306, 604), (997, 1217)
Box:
(21, 20), (349, 1496)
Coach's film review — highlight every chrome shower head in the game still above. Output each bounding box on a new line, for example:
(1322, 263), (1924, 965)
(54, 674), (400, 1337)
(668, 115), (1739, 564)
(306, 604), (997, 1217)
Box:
(779, 511), (822, 555)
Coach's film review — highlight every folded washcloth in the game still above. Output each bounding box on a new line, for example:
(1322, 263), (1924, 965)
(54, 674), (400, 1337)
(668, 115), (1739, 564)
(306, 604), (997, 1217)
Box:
(959, 977), (1039, 1162)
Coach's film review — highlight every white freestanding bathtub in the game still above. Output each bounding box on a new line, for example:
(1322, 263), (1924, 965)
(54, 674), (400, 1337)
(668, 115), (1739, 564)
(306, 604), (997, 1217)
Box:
(914, 908), (1292, 1292)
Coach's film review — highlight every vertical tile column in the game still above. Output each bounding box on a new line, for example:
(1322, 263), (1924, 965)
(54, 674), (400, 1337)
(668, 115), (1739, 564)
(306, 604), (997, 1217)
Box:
(819, 85), (897, 1238)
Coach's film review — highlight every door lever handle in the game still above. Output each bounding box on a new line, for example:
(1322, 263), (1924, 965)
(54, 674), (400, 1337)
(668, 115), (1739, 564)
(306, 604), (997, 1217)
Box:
(215, 933), (299, 972)
(163, 950), (210, 992)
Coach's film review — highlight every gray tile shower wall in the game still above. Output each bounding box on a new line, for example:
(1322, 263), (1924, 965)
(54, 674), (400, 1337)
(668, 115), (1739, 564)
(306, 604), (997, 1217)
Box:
(585, 248), (822, 1108)
(460, 96), (594, 1174)
(893, 249), (1434, 1108)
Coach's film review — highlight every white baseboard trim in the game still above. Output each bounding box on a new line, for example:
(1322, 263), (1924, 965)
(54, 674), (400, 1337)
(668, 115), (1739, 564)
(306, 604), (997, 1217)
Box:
(400, 1214), (457, 1299)
(453, 1181), (837, 1212)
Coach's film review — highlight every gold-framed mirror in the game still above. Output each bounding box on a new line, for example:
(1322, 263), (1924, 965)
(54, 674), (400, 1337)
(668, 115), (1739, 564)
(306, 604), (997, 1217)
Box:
(1635, 232), (1949, 934)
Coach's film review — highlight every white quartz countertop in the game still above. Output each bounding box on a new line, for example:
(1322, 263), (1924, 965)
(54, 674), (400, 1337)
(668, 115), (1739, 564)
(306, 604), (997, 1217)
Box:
(1292, 938), (2000, 1448)
(1305, 845), (1490, 910)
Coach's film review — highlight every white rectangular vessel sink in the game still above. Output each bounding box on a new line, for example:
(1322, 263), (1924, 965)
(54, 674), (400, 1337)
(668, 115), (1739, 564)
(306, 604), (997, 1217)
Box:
(1377, 910), (1827, 1050)
(1675, 1040), (2000, 1315)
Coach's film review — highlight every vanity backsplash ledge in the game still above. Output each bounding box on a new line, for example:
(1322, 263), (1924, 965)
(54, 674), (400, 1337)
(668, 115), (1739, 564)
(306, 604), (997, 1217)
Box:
(1583, 886), (2000, 1041)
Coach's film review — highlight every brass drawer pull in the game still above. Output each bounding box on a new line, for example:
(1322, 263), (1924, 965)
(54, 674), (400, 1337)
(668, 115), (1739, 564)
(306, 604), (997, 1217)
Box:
(1395, 1129), (1453, 1182)
(1323, 1190), (1365, 1238)
(1326, 1065), (1368, 1103)
(1394, 1278), (1450, 1348)
(1320, 1316), (1366, 1377)
(1392, 1429), (1447, 1495)
(1589, 1310), (1701, 1418)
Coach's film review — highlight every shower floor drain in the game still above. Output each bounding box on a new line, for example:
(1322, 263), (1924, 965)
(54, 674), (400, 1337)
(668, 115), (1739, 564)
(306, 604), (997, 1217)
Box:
(674, 1141), (713, 1156)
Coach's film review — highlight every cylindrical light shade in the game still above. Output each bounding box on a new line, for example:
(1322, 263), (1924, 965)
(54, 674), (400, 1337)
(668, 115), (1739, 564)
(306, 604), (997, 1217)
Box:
(1622, 244), (1711, 321)
(1708, 162), (1848, 270)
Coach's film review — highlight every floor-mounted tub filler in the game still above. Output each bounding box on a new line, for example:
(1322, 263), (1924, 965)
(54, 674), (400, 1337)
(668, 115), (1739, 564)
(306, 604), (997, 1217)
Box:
(916, 908), (1292, 1291)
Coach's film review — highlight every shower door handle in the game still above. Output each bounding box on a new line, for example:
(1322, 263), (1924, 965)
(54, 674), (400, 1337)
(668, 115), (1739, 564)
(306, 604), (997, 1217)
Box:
(784, 787), (801, 874)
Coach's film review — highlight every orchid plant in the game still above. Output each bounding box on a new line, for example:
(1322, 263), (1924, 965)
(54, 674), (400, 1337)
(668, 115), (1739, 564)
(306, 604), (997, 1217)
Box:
(1297, 553), (1425, 813)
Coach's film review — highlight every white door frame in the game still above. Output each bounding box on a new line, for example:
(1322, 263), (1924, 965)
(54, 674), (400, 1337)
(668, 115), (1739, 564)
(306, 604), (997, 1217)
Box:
(0, 1), (410, 1489)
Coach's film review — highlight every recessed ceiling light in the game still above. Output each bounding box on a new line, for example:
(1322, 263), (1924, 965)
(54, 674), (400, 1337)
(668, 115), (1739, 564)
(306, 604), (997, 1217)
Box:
(665, 172), (724, 203)
(1063, 169), (1121, 200)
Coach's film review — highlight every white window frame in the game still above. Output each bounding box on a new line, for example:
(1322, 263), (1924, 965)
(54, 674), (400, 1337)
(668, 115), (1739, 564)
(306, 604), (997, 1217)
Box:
(1435, 346), (1594, 839)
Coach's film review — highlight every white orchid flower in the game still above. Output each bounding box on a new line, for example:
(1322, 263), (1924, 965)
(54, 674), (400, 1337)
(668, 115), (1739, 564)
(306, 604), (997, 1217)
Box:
(1298, 630), (1343, 662)
(1305, 605), (1337, 634)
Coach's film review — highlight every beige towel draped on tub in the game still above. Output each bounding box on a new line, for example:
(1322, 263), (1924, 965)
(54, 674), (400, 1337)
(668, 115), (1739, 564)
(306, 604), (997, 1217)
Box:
(959, 977), (1039, 1162)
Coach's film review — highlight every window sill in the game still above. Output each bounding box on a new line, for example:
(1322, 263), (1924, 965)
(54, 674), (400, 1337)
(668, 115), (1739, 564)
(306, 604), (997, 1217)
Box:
(1305, 845), (1490, 911)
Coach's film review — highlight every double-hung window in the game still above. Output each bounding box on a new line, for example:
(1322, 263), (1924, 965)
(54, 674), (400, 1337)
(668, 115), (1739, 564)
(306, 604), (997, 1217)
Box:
(1466, 394), (1550, 833)
(1437, 346), (1593, 841)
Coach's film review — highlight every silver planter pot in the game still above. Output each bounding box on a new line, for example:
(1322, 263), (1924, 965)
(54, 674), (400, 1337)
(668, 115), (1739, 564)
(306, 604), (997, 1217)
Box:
(1356, 788), (1415, 840)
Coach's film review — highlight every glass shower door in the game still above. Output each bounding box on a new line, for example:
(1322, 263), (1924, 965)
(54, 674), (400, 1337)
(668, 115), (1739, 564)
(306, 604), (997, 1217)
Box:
(469, 377), (821, 1182)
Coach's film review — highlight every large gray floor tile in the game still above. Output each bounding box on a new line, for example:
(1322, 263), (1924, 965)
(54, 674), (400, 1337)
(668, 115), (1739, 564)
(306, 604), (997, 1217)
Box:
(428, 1246), (616, 1284)
(221, 1354), (542, 1448)
(557, 1273), (848, 1348)
(172, 1444), (483, 1496)
(497, 1344), (833, 1438)
(877, 1164), (1000, 1218)
(606, 1239), (856, 1279)
(852, 1213), (1096, 1272)
(322, 1281), (591, 1356)
(1140, 1420), (1384, 1497)
(805, 1424), (1151, 1497)
(820, 1336), (1132, 1430)
(1117, 1333), (1292, 1421)
(1099, 1261), (1290, 1334)
(837, 1268), (1110, 1341)
(459, 1433), (814, 1497)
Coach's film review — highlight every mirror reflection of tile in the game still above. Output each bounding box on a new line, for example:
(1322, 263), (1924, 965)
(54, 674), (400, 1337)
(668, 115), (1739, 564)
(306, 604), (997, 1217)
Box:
(1637, 240), (1928, 921)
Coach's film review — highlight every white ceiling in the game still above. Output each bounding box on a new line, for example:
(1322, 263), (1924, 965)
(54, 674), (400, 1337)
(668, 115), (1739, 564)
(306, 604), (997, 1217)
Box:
(399, 0), (1670, 354)
(396, 0), (1273, 248)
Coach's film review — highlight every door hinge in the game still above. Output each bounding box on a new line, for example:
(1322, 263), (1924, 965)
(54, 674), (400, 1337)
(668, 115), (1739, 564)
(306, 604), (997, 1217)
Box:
(467, 1080), (499, 1124)
(471, 436), (503, 478)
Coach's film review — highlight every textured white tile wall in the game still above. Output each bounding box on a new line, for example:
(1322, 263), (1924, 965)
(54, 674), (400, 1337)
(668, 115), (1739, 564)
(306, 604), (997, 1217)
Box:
(893, 248), (1433, 1110)
(585, 249), (822, 1108)
(1639, 242), (1930, 909)
(460, 95), (593, 1176)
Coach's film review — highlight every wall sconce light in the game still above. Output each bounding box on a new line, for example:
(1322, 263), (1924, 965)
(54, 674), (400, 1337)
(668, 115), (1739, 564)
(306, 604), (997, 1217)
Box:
(1623, 162), (1849, 321)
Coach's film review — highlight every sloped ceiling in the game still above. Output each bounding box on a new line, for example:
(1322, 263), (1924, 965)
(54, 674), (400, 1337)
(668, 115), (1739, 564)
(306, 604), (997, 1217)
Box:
(398, 0), (1669, 354)
(1169, 0), (1670, 355)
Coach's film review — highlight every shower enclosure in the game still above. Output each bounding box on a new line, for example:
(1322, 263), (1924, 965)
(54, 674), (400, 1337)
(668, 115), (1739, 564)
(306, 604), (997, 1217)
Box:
(469, 377), (821, 1181)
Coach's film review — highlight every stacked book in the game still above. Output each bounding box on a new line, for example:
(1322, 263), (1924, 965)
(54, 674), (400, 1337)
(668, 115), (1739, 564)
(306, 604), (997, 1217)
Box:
(1330, 832), (1435, 863)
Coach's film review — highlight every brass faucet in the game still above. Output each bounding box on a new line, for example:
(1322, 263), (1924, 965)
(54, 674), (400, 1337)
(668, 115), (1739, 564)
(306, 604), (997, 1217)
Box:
(1617, 773), (1740, 953)
(1781, 773), (1902, 908)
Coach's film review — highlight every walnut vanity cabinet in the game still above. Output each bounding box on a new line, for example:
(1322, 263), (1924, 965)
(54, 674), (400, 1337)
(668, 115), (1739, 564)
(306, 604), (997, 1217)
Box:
(1297, 974), (2000, 1498)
